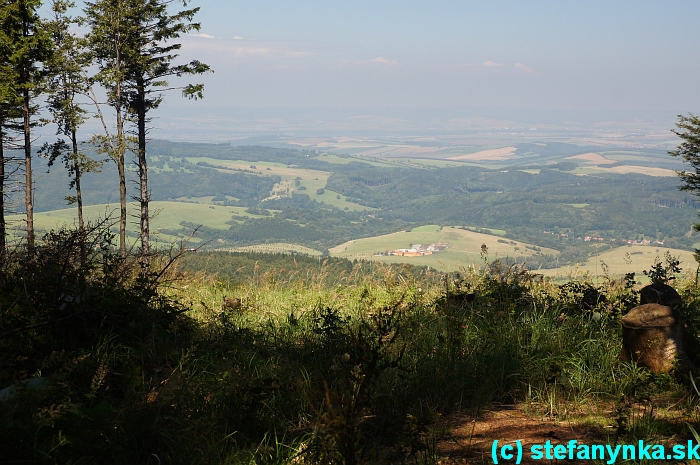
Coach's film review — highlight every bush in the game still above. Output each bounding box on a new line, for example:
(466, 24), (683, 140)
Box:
(0, 224), (194, 463)
(0, 228), (688, 463)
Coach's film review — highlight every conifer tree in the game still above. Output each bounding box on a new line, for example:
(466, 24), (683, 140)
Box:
(121, 0), (210, 265)
(2, 0), (53, 250)
(669, 113), (700, 263)
(84, 0), (131, 257)
(42, 0), (103, 264)
(0, 3), (23, 255)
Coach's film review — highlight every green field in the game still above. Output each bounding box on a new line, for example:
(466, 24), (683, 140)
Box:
(329, 226), (559, 271)
(183, 156), (372, 210)
(316, 153), (396, 168)
(5, 201), (265, 245)
(312, 188), (377, 211)
(326, 225), (698, 278)
(220, 243), (322, 256)
(541, 245), (697, 279)
(411, 225), (441, 233)
(171, 195), (241, 204)
(406, 159), (470, 168)
(461, 226), (507, 236)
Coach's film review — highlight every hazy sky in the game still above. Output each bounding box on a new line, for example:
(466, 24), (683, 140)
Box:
(163, 0), (700, 114)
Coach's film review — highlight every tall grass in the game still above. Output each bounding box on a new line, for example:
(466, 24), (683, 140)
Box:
(1, 227), (698, 463)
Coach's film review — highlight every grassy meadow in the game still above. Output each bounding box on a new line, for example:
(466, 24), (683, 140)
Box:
(541, 245), (697, 280)
(10, 198), (696, 282)
(5, 201), (259, 245)
(330, 225), (559, 271)
(182, 156), (372, 211)
(5, 225), (700, 463)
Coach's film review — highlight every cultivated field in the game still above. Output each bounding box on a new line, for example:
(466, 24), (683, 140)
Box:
(447, 146), (517, 161)
(183, 156), (372, 210)
(5, 201), (260, 245)
(571, 165), (677, 177)
(330, 225), (559, 271)
(219, 243), (322, 256)
(567, 152), (615, 164)
(596, 165), (677, 177)
(541, 245), (696, 279)
(315, 153), (397, 168)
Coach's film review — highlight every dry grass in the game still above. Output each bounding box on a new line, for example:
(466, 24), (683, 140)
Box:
(596, 165), (677, 177)
(448, 146), (517, 161)
(541, 245), (696, 279)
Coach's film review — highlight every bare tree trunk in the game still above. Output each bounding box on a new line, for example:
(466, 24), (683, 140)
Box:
(71, 128), (85, 266)
(71, 130), (84, 233)
(116, 128), (126, 258)
(88, 83), (125, 257)
(136, 78), (149, 267)
(23, 88), (33, 251)
(114, 49), (126, 259)
(0, 122), (5, 258)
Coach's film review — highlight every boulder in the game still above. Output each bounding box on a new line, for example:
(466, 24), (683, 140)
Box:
(639, 283), (682, 308)
(621, 303), (682, 373)
(222, 297), (242, 312)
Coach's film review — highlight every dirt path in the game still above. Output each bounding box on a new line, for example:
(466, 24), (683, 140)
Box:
(436, 404), (609, 464)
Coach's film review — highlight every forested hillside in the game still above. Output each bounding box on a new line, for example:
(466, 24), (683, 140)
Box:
(11, 139), (698, 270)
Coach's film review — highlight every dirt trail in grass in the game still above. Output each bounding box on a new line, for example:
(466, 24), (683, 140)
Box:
(436, 404), (608, 464)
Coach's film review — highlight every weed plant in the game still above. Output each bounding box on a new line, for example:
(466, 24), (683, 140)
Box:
(2, 227), (700, 463)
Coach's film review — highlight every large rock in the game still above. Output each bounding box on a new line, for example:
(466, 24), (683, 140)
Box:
(621, 303), (683, 373)
(639, 283), (682, 308)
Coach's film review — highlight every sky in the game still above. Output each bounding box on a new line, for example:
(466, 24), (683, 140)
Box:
(47, 1), (700, 137)
(168, 1), (700, 113)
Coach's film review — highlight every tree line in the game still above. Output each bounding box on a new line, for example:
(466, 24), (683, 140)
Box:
(0, 0), (210, 266)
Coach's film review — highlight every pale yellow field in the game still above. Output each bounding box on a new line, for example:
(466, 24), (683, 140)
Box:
(330, 226), (558, 272)
(596, 165), (677, 177)
(541, 245), (696, 279)
(185, 157), (329, 185)
(447, 147), (516, 161)
(564, 152), (676, 177)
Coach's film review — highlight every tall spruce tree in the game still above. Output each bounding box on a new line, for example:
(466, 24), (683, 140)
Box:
(41, 0), (103, 264)
(0, 3), (22, 256)
(3, 0), (52, 250)
(85, 0), (131, 257)
(669, 113), (700, 263)
(0, 89), (22, 258)
(121, 0), (210, 265)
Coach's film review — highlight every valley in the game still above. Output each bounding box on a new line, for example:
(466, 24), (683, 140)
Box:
(7, 139), (697, 278)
